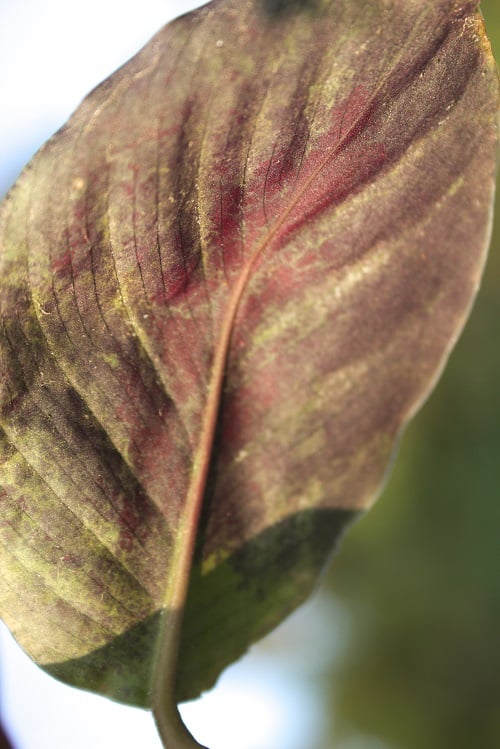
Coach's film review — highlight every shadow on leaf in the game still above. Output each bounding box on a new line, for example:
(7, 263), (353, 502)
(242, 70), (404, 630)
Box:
(45, 507), (357, 706)
(260, 0), (321, 18)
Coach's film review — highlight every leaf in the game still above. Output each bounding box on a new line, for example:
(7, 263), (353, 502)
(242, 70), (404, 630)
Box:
(0, 0), (497, 746)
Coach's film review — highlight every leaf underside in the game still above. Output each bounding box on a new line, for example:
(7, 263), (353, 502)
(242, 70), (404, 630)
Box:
(0, 0), (497, 718)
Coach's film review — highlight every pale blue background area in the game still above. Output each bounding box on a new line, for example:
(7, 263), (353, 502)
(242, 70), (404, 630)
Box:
(0, 1), (207, 197)
(0, 2), (339, 748)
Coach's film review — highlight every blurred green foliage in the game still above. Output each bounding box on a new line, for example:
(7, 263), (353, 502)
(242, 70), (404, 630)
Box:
(325, 2), (500, 747)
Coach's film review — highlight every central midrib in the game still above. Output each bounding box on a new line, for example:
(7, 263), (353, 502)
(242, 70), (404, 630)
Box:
(151, 89), (376, 748)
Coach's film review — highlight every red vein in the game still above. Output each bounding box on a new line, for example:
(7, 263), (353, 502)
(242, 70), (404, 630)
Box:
(151, 81), (380, 748)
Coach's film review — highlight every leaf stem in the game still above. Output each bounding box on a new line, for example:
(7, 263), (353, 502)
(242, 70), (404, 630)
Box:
(151, 211), (278, 747)
(150, 72), (374, 746)
(153, 608), (209, 749)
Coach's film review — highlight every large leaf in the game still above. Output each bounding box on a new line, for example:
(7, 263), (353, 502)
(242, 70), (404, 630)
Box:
(0, 0), (497, 746)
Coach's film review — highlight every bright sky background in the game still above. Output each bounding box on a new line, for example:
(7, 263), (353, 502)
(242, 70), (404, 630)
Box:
(0, 2), (334, 748)
(0, 0), (207, 195)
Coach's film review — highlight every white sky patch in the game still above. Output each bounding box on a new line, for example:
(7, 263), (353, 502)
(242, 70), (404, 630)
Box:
(0, 0), (206, 194)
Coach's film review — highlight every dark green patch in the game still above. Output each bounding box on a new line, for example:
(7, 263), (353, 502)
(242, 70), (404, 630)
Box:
(260, 0), (321, 18)
(179, 506), (359, 700)
(44, 610), (162, 707)
(44, 507), (358, 705)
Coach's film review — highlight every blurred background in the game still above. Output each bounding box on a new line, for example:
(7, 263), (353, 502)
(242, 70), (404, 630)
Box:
(0, 1), (498, 748)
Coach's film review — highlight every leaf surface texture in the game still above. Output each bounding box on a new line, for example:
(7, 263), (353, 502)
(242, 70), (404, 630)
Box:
(0, 0), (497, 711)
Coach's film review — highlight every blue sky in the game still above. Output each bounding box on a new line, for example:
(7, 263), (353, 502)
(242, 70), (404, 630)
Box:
(0, 1), (206, 196)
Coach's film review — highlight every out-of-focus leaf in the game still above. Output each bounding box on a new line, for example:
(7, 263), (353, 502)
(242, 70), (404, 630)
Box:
(0, 0), (497, 744)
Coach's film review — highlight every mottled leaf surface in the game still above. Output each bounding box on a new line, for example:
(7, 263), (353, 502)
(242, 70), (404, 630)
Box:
(0, 0), (497, 722)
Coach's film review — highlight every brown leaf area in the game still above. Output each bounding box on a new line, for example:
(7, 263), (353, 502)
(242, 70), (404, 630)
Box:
(0, 0), (498, 712)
